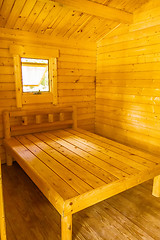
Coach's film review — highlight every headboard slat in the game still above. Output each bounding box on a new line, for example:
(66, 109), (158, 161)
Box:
(9, 106), (73, 117)
(3, 105), (77, 138)
(11, 120), (73, 132)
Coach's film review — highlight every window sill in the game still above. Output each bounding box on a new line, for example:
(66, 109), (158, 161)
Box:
(22, 92), (57, 105)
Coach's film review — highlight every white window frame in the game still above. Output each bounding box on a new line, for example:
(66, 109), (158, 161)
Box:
(10, 44), (59, 108)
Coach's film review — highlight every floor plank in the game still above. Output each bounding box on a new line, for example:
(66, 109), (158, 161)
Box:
(2, 162), (160, 240)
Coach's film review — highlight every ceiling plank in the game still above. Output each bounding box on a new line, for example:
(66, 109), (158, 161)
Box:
(51, 0), (133, 23)
(5, 0), (26, 28)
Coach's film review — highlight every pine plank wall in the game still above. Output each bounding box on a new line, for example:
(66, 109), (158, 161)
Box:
(96, 1), (160, 155)
(0, 30), (96, 163)
(2, 0), (160, 163)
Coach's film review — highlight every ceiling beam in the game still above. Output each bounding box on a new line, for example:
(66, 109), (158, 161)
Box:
(0, 27), (97, 49)
(52, 0), (133, 24)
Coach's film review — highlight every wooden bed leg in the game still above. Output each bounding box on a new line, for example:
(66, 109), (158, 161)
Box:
(6, 152), (13, 166)
(61, 214), (72, 240)
(152, 175), (160, 197)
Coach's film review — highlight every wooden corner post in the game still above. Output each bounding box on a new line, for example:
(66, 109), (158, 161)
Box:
(3, 111), (13, 166)
(61, 214), (72, 240)
(152, 175), (160, 197)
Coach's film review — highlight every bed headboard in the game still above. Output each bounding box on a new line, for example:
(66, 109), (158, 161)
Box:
(3, 105), (77, 139)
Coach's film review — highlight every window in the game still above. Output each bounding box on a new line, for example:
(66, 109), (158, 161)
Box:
(10, 44), (59, 108)
(21, 58), (49, 93)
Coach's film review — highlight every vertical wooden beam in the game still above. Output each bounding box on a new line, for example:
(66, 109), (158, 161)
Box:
(13, 55), (22, 108)
(6, 153), (13, 167)
(49, 57), (57, 105)
(3, 111), (13, 166)
(48, 114), (54, 122)
(152, 175), (160, 197)
(22, 116), (28, 125)
(36, 115), (41, 124)
(61, 214), (72, 240)
(53, 58), (58, 105)
(60, 112), (65, 121)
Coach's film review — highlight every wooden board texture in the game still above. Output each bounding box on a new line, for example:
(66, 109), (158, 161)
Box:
(96, 0), (160, 155)
(0, 0), (148, 42)
(0, 35), (96, 163)
(3, 161), (160, 240)
(4, 128), (160, 217)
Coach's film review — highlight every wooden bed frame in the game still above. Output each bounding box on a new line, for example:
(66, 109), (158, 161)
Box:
(2, 105), (160, 240)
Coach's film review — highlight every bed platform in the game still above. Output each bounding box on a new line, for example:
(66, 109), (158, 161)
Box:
(3, 106), (160, 240)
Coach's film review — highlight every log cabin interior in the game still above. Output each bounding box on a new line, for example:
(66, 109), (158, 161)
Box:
(1, 0), (160, 239)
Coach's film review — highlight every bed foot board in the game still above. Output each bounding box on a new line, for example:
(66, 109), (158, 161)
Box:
(6, 152), (13, 166)
(61, 214), (72, 240)
(152, 175), (160, 197)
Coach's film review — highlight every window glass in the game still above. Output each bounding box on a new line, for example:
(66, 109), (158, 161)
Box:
(21, 58), (49, 93)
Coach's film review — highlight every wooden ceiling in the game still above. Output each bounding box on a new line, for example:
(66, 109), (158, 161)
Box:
(0, 0), (149, 42)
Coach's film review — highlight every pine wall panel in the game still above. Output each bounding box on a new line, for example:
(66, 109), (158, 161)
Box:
(96, 1), (160, 155)
(0, 34), (96, 163)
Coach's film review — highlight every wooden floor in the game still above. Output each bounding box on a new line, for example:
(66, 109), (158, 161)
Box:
(2, 162), (160, 240)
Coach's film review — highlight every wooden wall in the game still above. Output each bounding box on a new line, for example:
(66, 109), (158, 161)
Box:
(0, 29), (96, 163)
(96, 0), (160, 154)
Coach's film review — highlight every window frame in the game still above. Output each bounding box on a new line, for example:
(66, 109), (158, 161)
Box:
(10, 44), (58, 108)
